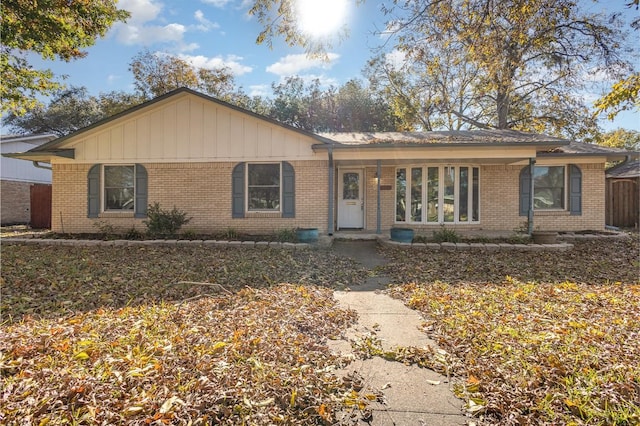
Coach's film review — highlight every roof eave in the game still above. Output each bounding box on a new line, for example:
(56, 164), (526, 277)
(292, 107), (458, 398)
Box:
(2, 149), (75, 162)
(537, 151), (637, 161)
(312, 141), (568, 150)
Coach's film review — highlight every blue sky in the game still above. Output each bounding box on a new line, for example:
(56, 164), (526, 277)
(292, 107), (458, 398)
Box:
(33, 0), (640, 132)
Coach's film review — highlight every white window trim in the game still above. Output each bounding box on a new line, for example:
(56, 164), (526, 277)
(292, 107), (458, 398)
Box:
(395, 164), (481, 225)
(533, 164), (567, 212)
(246, 162), (282, 213)
(101, 164), (136, 213)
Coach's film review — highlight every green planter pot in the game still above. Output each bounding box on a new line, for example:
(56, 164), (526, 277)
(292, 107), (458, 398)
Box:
(390, 227), (414, 243)
(296, 228), (318, 243)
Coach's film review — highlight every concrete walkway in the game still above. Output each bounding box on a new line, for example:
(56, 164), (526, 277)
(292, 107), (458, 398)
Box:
(330, 241), (470, 425)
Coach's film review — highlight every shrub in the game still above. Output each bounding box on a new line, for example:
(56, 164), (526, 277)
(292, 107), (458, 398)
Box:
(143, 203), (191, 238)
(275, 228), (297, 242)
(432, 226), (461, 243)
(218, 228), (239, 241)
(93, 220), (117, 240)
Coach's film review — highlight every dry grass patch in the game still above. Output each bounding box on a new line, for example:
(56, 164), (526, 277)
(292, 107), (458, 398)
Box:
(1, 285), (358, 425)
(386, 237), (640, 425)
(0, 244), (367, 323)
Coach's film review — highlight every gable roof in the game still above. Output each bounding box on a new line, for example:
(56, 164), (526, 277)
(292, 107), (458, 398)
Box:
(10, 88), (332, 159)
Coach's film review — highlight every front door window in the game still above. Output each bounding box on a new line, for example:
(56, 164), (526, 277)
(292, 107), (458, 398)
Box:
(343, 172), (359, 200)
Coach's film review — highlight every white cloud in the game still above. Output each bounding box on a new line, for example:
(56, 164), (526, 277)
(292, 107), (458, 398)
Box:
(266, 53), (340, 76)
(200, 0), (232, 7)
(118, 0), (163, 23)
(178, 54), (253, 76)
(248, 84), (270, 97)
(194, 10), (220, 31)
(384, 49), (407, 71)
(111, 0), (194, 50)
(116, 22), (187, 45)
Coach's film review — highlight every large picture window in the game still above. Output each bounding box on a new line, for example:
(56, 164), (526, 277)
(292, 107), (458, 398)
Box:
(396, 165), (480, 224)
(104, 165), (135, 211)
(248, 163), (281, 211)
(533, 166), (565, 210)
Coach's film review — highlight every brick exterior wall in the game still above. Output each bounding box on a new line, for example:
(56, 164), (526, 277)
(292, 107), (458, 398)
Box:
(51, 161), (328, 235)
(360, 163), (606, 233)
(1, 180), (32, 225)
(51, 161), (606, 235)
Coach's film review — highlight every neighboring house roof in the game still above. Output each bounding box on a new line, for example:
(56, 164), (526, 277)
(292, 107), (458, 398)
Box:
(606, 159), (640, 179)
(1, 134), (56, 183)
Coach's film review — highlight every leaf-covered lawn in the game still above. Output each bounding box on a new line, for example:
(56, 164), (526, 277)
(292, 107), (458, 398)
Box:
(386, 238), (640, 425)
(1, 285), (358, 425)
(0, 244), (367, 322)
(0, 244), (370, 424)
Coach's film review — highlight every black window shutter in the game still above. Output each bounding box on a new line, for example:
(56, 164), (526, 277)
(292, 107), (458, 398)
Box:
(569, 164), (582, 215)
(87, 164), (101, 218)
(282, 161), (295, 218)
(232, 162), (245, 218)
(519, 166), (531, 216)
(134, 164), (148, 218)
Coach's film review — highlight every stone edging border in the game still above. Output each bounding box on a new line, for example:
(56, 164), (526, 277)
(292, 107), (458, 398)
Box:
(0, 238), (313, 250)
(379, 238), (574, 252)
(1, 232), (630, 252)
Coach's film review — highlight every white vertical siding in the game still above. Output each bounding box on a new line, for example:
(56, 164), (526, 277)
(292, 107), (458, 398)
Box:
(64, 93), (322, 163)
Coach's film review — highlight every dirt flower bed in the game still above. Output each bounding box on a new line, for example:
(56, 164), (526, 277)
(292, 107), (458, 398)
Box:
(386, 237), (640, 425)
(0, 244), (367, 323)
(1, 285), (360, 425)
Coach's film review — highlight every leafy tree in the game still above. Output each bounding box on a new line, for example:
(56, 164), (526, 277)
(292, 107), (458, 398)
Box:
(268, 76), (398, 132)
(1, 0), (129, 115)
(367, 0), (626, 139)
(129, 50), (235, 100)
(596, 128), (640, 151)
(4, 87), (143, 137)
(593, 1), (639, 121)
(331, 79), (399, 132)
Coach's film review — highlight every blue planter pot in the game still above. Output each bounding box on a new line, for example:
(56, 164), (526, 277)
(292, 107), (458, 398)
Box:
(296, 228), (319, 243)
(390, 228), (414, 243)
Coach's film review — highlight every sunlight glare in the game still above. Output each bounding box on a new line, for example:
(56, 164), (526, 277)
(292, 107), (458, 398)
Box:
(295, 0), (349, 39)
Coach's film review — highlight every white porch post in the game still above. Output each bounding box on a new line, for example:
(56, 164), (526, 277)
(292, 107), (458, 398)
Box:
(376, 160), (381, 234)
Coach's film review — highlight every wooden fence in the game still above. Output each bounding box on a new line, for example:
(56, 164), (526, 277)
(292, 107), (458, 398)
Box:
(30, 184), (52, 229)
(606, 178), (639, 228)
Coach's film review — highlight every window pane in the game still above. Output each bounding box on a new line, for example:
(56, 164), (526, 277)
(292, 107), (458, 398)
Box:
(472, 167), (479, 221)
(411, 167), (422, 222)
(248, 188), (280, 210)
(396, 169), (406, 222)
(427, 167), (439, 222)
(248, 163), (280, 211)
(343, 173), (359, 200)
(443, 166), (455, 222)
(459, 167), (468, 222)
(248, 164), (280, 186)
(534, 166), (565, 209)
(104, 166), (134, 211)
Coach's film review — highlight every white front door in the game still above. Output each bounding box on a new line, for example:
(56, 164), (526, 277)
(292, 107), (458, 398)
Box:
(337, 169), (364, 229)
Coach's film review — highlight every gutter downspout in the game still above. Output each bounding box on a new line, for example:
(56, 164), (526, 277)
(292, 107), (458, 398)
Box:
(328, 146), (334, 235)
(376, 160), (381, 234)
(528, 158), (535, 235)
(32, 161), (52, 170)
